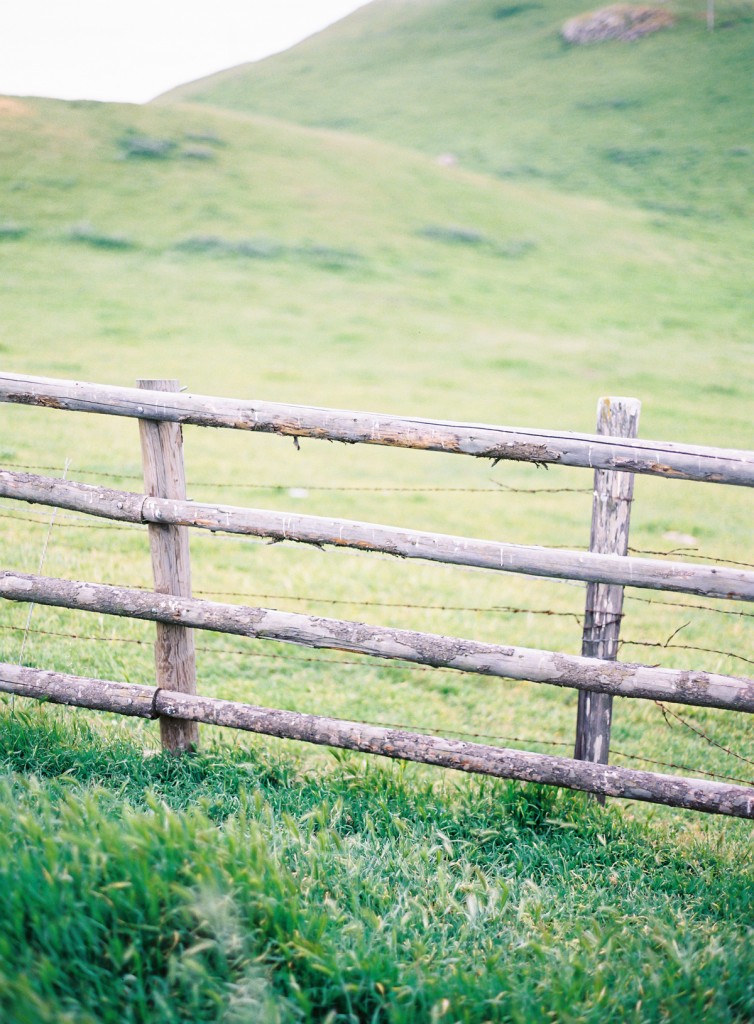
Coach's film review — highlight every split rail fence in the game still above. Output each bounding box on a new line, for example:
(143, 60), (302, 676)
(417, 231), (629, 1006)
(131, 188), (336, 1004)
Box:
(0, 372), (753, 818)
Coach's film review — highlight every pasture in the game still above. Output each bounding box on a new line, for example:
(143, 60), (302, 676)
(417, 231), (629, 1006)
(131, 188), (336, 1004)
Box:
(0, 1), (753, 1017)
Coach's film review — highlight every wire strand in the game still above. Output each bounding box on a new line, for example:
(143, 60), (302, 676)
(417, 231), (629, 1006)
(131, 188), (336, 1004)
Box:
(629, 546), (754, 571)
(0, 506), (136, 532)
(625, 594), (754, 620)
(193, 589), (584, 620)
(0, 462), (591, 495)
(620, 638), (754, 669)
(18, 459), (71, 666)
(654, 701), (754, 771)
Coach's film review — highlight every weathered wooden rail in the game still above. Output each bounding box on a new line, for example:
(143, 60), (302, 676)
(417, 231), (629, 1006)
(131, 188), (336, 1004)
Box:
(0, 374), (751, 818)
(2, 470), (752, 600)
(1, 662), (752, 818)
(2, 571), (753, 713)
(2, 372), (753, 485)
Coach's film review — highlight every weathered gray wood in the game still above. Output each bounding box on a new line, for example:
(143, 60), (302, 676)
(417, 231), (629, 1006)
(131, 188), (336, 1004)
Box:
(0, 470), (147, 520)
(575, 398), (641, 776)
(2, 469), (754, 602)
(0, 662), (157, 717)
(2, 570), (754, 713)
(1, 372), (753, 486)
(155, 690), (754, 819)
(1, 660), (752, 817)
(138, 379), (198, 753)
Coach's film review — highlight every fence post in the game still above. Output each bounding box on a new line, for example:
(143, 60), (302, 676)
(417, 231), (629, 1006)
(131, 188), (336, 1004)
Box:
(138, 378), (199, 752)
(574, 397), (641, 791)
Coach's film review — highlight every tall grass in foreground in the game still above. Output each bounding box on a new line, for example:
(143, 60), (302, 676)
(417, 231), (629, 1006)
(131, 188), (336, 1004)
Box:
(1, 703), (752, 1023)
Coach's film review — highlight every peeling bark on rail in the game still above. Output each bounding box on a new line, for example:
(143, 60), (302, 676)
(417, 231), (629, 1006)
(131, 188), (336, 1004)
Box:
(1, 372), (753, 485)
(1, 659), (752, 818)
(0, 662), (157, 717)
(156, 691), (754, 819)
(0, 470), (147, 521)
(1, 571), (753, 714)
(2, 470), (754, 602)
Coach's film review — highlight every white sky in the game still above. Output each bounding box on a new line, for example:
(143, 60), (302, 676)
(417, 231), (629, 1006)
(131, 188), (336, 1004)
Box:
(0, 1), (370, 104)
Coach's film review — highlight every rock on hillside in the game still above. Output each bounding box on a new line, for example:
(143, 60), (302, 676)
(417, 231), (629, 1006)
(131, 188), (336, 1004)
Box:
(562, 4), (675, 44)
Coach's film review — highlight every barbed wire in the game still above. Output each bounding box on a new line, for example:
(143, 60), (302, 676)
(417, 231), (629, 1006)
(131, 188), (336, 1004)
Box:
(2, 450), (751, 787)
(0, 623), (151, 647)
(3, 581), (750, 672)
(4, 620), (752, 785)
(619, 637), (754, 669)
(0, 462), (591, 496)
(0, 548), (748, 672)
(624, 593), (754, 620)
(325, 717), (753, 784)
(4, 618), (751, 786)
(628, 546), (754, 571)
(4, 515), (748, 594)
(653, 700), (754, 773)
(0, 506), (136, 532)
(12, 620), (749, 692)
(607, 747), (753, 787)
(2, 502), (748, 584)
(193, 589), (585, 621)
(0, 622), (448, 674)
(0, 473), (747, 577)
(3, 463), (142, 481)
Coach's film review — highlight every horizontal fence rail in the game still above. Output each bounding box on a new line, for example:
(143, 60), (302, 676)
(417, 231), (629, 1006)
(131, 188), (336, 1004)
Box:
(2, 372), (754, 485)
(1, 375), (751, 818)
(2, 470), (754, 601)
(2, 571), (754, 713)
(1, 662), (752, 819)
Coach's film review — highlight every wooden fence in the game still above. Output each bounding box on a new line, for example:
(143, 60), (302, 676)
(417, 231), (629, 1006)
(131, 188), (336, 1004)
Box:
(0, 371), (752, 819)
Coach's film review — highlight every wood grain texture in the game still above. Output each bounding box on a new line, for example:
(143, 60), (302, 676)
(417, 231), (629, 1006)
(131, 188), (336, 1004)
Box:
(575, 398), (641, 772)
(2, 469), (753, 602)
(138, 379), (198, 752)
(1, 570), (753, 713)
(0, 372), (753, 486)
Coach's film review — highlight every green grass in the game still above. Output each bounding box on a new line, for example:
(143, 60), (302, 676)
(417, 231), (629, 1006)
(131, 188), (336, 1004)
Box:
(160, 0), (754, 231)
(1, 706), (753, 1023)
(1, 98), (751, 439)
(0, 3), (753, 1018)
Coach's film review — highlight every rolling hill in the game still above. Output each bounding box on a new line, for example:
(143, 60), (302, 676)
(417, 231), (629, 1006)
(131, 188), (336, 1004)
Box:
(159, 0), (754, 231)
(2, 94), (751, 444)
(2, 84), (753, 449)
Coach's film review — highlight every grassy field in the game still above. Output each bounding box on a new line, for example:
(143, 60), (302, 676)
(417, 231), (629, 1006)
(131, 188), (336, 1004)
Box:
(0, 0), (753, 1019)
(162, 0), (754, 231)
(1, 710), (753, 1024)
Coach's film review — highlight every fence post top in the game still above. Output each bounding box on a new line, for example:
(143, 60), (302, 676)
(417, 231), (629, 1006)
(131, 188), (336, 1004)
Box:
(597, 396), (642, 411)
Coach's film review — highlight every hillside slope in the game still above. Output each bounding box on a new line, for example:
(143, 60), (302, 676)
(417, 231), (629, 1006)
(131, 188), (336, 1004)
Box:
(4, 95), (751, 443)
(158, 0), (754, 229)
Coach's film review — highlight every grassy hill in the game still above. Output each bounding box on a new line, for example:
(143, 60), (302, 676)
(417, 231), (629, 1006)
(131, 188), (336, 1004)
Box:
(159, 0), (754, 231)
(1, 6), (754, 1019)
(1, 96), (751, 441)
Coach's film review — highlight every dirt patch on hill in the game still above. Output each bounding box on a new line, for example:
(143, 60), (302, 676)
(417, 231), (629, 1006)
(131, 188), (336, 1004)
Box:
(0, 98), (32, 118)
(562, 5), (675, 43)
